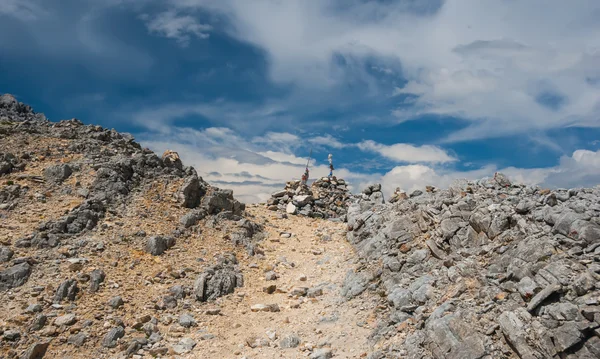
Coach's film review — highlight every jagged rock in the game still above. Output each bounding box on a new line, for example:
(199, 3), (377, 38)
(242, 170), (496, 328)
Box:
(179, 175), (203, 208)
(19, 342), (50, 359)
(345, 173), (600, 358)
(517, 277), (541, 299)
(169, 285), (186, 300)
(0, 246), (14, 262)
(107, 296), (124, 309)
(53, 279), (78, 303)
(145, 236), (175, 256)
(102, 326), (125, 348)
(493, 172), (511, 187)
(0, 262), (32, 291)
(498, 309), (545, 359)
(3, 329), (20, 341)
(89, 269), (105, 292)
(527, 283), (562, 312)
(25, 304), (42, 313)
(341, 270), (372, 299)
(205, 188), (245, 215)
(161, 150), (183, 170)
(172, 337), (196, 354)
(551, 322), (584, 353)
(180, 209), (207, 228)
(45, 199), (105, 234)
(43, 164), (73, 183)
(265, 271), (278, 281)
(425, 311), (487, 359)
(194, 253), (243, 302)
(307, 287), (323, 298)
(29, 314), (47, 331)
(178, 313), (196, 328)
(67, 333), (87, 347)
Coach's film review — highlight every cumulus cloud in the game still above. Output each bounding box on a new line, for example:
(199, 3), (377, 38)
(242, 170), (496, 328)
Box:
(164, 0), (600, 141)
(357, 140), (456, 163)
(141, 10), (211, 46)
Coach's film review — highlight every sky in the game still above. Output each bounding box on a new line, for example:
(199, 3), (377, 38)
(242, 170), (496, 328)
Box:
(1, 0), (599, 203)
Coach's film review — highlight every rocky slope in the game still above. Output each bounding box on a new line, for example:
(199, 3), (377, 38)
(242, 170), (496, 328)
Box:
(0, 94), (270, 358)
(345, 175), (600, 358)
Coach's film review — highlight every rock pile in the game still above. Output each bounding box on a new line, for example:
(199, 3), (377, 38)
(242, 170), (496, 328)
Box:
(0, 93), (47, 123)
(345, 174), (600, 359)
(266, 177), (351, 220)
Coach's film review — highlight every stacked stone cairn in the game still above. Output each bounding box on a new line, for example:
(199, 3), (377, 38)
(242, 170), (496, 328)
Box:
(266, 176), (351, 220)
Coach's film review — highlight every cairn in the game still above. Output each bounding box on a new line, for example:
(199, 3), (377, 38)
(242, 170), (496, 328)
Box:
(266, 176), (351, 220)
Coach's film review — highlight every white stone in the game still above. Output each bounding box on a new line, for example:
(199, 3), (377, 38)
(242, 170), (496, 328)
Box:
(286, 203), (297, 214)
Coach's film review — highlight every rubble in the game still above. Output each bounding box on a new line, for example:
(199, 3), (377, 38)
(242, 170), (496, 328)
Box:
(346, 175), (600, 358)
(266, 176), (351, 220)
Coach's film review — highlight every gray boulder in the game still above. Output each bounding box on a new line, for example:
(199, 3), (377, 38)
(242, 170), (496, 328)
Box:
(107, 296), (124, 309)
(194, 253), (243, 302)
(180, 209), (207, 228)
(0, 262), (32, 291)
(43, 164), (73, 183)
(178, 313), (196, 328)
(19, 342), (50, 359)
(89, 269), (105, 292)
(145, 236), (175, 256)
(54, 279), (79, 303)
(341, 270), (372, 299)
(0, 246), (14, 263)
(102, 326), (125, 348)
(67, 333), (87, 347)
(179, 175), (204, 208)
(425, 311), (487, 359)
(205, 188), (245, 215)
(172, 337), (196, 354)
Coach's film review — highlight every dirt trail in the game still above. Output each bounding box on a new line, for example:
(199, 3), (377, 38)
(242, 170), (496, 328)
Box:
(188, 206), (378, 358)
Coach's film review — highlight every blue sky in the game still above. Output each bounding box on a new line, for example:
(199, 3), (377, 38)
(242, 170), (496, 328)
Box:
(1, 0), (600, 202)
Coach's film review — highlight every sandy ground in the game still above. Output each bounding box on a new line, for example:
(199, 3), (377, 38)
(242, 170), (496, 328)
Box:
(184, 206), (379, 358)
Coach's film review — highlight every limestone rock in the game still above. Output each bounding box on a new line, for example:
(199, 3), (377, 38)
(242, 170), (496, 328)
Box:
(145, 236), (175, 256)
(102, 326), (125, 348)
(0, 262), (31, 291)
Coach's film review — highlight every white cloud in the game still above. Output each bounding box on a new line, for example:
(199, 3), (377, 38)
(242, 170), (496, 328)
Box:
(128, 100), (294, 134)
(308, 135), (346, 149)
(357, 140), (456, 163)
(164, 0), (600, 141)
(0, 0), (45, 20)
(256, 151), (308, 166)
(142, 10), (211, 46)
(379, 164), (495, 197)
(252, 132), (300, 152)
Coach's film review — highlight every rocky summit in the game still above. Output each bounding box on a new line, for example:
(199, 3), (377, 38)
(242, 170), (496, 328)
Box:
(1, 94), (599, 359)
